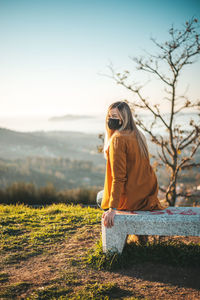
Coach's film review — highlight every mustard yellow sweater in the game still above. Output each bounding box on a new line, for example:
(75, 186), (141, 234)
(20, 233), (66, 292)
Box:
(101, 130), (164, 211)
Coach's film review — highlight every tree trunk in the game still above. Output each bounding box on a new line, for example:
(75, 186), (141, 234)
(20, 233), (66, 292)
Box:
(166, 174), (177, 206)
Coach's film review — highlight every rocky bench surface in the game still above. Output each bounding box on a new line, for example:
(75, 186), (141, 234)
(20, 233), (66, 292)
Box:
(101, 207), (200, 253)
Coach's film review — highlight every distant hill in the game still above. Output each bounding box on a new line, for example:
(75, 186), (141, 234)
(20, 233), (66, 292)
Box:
(0, 127), (104, 165)
(49, 114), (95, 121)
(0, 127), (106, 189)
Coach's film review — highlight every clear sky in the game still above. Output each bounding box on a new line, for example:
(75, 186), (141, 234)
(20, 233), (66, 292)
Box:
(0, 0), (199, 117)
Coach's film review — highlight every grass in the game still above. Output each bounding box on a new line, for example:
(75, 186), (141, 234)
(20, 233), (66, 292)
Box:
(0, 272), (9, 283)
(0, 203), (200, 299)
(25, 282), (136, 300)
(0, 281), (31, 298)
(0, 203), (102, 265)
(85, 238), (200, 271)
(27, 282), (120, 300)
(68, 282), (132, 300)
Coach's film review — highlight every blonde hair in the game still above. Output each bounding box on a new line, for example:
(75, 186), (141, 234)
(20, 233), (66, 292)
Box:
(103, 101), (150, 161)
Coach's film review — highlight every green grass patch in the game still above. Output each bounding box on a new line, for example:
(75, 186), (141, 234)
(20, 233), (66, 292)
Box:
(4, 248), (44, 264)
(0, 203), (102, 265)
(85, 238), (200, 271)
(27, 284), (72, 299)
(50, 269), (81, 286)
(0, 272), (9, 283)
(69, 282), (131, 300)
(0, 281), (31, 298)
(27, 282), (132, 300)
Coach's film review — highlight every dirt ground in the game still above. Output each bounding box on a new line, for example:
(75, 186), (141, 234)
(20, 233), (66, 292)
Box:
(1, 225), (200, 299)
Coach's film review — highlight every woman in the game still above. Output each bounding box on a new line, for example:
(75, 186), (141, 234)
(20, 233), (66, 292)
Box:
(100, 101), (164, 228)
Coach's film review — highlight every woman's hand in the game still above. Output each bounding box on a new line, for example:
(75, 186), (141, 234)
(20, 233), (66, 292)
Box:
(102, 208), (116, 228)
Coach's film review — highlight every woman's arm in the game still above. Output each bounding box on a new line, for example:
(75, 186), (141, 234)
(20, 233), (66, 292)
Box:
(109, 135), (127, 209)
(102, 135), (127, 228)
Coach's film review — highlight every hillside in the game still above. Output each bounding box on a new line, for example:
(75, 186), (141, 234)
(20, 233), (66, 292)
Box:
(0, 127), (104, 165)
(0, 127), (199, 191)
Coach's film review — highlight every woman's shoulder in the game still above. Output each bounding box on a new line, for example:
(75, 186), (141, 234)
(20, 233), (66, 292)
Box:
(109, 131), (127, 148)
(112, 129), (136, 139)
(110, 131), (125, 141)
(110, 130), (136, 147)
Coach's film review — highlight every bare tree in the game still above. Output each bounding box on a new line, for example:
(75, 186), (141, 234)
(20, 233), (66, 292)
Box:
(101, 18), (200, 206)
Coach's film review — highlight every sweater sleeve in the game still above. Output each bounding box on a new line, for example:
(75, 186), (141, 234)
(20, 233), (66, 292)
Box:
(109, 135), (127, 208)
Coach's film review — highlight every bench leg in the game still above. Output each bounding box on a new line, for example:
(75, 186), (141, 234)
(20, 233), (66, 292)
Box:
(102, 222), (127, 254)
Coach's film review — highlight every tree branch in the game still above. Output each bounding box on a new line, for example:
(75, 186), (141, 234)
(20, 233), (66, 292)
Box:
(179, 125), (200, 150)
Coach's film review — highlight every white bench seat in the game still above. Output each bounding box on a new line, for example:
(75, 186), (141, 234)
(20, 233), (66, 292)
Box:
(101, 207), (200, 253)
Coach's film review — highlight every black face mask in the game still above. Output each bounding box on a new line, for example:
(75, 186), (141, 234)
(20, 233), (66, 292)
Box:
(107, 118), (122, 130)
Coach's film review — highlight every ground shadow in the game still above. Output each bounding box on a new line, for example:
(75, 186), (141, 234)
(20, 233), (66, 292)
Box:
(116, 262), (200, 290)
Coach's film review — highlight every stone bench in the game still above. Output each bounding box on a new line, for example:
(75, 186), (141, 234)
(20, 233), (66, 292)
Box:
(101, 207), (200, 253)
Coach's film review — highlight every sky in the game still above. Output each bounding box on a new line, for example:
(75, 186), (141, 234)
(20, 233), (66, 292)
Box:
(0, 0), (200, 117)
